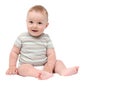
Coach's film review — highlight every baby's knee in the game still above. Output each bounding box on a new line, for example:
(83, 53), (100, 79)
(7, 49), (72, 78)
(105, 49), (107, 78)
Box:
(55, 60), (64, 65)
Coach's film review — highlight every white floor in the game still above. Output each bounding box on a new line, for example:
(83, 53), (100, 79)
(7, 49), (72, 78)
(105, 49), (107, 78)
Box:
(1, 72), (80, 86)
(0, 66), (80, 86)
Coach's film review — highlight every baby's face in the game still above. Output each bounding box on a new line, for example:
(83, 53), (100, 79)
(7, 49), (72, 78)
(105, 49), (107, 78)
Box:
(26, 11), (48, 37)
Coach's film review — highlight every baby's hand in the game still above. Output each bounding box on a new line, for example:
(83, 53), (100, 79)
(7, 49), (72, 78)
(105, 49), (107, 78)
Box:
(6, 66), (18, 75)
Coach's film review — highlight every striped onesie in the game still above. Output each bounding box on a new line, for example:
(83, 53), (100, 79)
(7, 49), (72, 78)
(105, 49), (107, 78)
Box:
(14, 32), (54, 66)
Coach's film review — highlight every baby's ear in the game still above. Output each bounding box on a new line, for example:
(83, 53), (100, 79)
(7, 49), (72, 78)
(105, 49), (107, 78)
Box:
(46, 23), (49, 28)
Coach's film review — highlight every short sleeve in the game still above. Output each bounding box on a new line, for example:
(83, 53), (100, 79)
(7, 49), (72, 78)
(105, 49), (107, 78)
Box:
(14, 35), (22, 48)
(46, 34), (54, 49)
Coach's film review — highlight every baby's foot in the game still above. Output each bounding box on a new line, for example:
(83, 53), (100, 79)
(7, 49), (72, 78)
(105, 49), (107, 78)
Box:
(38, 71), (53, 80)
(61, 66), (79, 76)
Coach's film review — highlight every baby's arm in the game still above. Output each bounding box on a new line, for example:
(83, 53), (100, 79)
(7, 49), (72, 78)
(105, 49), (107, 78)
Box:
(6, 45), (20, 75)
(43, 48), (56, 73)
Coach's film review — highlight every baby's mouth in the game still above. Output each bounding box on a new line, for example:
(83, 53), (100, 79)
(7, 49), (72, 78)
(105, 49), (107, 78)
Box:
(32, 30), (38, 32)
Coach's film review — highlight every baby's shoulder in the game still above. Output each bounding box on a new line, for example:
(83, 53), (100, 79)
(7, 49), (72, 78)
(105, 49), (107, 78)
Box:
(18, 32), (29, 37)
(16, 32), (29, 40)
(40, 33), (51, 41)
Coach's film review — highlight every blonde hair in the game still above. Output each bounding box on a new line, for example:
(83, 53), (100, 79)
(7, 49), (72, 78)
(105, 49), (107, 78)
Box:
(28, 5), (48, 21)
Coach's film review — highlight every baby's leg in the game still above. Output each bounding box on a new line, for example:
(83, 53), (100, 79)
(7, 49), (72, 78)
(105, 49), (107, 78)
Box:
(60, 66), (79, 76)
(18, 64), (40, 78)
(18, 64), (53, 80)
(54, 60), (79, 76)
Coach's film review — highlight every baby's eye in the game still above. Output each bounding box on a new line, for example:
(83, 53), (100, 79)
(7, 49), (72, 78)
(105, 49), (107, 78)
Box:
(29, 21), (33, 24)
(38, 22), (42, 24)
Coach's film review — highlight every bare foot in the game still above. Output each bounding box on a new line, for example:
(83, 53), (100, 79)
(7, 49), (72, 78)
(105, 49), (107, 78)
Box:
(61, 66), (79, 76)
(38, 71), (53, 80)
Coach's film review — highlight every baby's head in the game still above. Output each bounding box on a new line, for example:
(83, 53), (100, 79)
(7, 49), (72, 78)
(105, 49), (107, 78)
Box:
(26, 5), (49, 37)
(28, 5), (48, 22)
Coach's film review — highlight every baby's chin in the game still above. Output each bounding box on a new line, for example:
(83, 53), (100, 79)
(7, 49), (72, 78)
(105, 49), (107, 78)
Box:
(29, 32), (42, 37)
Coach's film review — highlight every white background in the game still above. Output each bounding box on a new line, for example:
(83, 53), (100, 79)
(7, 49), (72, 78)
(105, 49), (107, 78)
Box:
(0, 0), (120, 86)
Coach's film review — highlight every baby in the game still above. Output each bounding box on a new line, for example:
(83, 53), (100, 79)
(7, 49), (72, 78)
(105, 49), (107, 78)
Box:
(6, 5), (79, 80)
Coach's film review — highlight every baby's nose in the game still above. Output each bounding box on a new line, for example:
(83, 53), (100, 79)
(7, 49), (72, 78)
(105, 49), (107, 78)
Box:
(33, 23), (37, 27)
